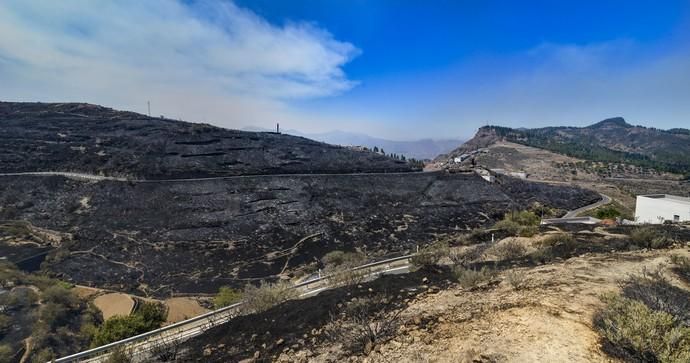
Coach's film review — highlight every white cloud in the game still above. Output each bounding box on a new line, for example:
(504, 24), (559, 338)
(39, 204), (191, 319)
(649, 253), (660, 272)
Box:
(0, 0), (360, 129)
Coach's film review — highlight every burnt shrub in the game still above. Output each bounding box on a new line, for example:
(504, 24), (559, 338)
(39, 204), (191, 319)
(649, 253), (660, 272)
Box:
(324, 296), (402, 355)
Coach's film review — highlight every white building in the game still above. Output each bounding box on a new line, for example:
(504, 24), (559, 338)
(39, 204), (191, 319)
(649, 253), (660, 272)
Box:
(635, 194), (690, 224)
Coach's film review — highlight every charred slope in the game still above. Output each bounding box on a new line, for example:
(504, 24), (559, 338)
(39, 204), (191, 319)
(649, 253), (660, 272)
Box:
(439, 118), (690, 174)
(0, 173), (598, 297)
(0, 102), (415, 179)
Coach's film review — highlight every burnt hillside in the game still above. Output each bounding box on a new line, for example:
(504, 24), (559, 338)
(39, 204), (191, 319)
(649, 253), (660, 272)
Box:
(0, 102), (415, 179)
(0, 172), (598, 297)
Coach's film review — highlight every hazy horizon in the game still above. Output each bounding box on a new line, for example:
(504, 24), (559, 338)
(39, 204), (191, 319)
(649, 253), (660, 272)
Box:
(1, 1), (689, 140)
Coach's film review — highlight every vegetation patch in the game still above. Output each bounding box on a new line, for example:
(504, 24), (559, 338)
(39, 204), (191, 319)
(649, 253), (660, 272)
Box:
(213, 287), (243, 309)
(670, 255), (690, 283)
(595, 271), (690, 362)
(493, 211), (540, 237)
(595, 294), (690, 362)
(240, 281), (297, 314)
(0, 262), (99, 362)
(452, 265), (497, 289)
(91, 301), (166, 347)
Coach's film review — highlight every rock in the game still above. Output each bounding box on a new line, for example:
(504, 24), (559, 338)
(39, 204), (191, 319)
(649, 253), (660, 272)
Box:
(276, 338), (285, 346)
(253, 351), (261, 359)
(203, 348), (212, 357)
(422, 277), (429, 283)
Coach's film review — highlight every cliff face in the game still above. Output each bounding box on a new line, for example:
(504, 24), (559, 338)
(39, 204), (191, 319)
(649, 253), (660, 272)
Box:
(0, 102), (416, 179)
(0, 172), (598, 297)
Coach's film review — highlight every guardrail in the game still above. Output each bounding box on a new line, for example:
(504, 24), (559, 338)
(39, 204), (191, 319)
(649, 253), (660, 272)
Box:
(54, 254), (415, 362)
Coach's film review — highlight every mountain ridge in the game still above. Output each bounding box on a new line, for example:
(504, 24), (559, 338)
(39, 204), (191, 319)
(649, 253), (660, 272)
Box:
(440, 117), (690, 174)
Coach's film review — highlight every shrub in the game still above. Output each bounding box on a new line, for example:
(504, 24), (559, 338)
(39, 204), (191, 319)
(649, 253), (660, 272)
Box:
(670, 255), (690, 283)
(0, 345), (14, 363)
(622, 269), (690, 325)
(493, 211), (540, 236)
(492, 220), (521, 236)
(91, 302), (166, 347)
(322, 251), (366, 268)
(30, 348), (55, 363)
(594, 294), (690, 362)
(410, 241), (449, 270)
(105, 346), (133, 363)
(213, 287), (242, 309)
(507, 211), (540, 226)
(518, 225), (538, 237)
(488, 239), (526, 261)
(594, 206), (622, 220)
(505, 270), (529, 290)
(324, 296), (402, 355)
(0, 314), (10, 335)
(452, 266), (496, 289)
(531, 233), (577, 263)
(241, 281), (297, 314)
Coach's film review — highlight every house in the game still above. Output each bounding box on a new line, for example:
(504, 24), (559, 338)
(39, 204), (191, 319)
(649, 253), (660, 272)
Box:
(634, 194), (690, 224)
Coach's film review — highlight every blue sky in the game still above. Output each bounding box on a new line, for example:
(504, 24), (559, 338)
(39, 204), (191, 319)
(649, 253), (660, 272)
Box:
(1, 1), (689, 139)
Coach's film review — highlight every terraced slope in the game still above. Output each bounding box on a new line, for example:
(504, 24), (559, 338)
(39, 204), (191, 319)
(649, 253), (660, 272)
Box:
(0, 172), (598, 297)
(0, 102), (415, 179)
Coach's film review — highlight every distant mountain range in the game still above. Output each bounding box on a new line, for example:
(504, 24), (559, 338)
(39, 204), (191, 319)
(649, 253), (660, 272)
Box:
(442, 117), (690, 175)
(244, 127), (463, 160)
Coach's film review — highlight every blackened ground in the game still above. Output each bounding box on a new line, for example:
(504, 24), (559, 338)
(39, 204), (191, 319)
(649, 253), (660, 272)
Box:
(182, 268), (455, 362)
(0, 102), (416, 179)
(0, 172), (598, 297)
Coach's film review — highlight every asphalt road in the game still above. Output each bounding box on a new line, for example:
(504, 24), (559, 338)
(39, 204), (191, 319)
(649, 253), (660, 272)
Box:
(563, 193), (612, 218)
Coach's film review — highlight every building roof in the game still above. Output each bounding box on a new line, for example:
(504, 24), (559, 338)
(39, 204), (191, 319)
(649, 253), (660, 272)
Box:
(638, 194), (690, 206)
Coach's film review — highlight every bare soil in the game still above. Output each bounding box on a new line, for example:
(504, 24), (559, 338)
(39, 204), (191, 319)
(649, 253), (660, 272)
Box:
(93, 293), (135, 319)
(164, 297), (209, 324)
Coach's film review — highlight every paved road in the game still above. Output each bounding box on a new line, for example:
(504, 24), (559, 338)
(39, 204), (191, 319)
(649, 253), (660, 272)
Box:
(563, 193), (612, 218)
(0, 171), (126, 182)
(0, 170), (431, 184)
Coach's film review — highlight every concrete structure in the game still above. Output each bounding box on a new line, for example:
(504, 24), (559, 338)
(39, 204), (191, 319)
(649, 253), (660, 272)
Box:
(635, 194), (690, 224)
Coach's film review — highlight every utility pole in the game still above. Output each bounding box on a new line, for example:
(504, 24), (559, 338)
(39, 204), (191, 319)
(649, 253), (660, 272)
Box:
(147, 101), (151, 117)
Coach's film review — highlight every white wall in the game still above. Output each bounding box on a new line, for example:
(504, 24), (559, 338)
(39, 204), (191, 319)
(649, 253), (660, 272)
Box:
(635, 196), (690, 224)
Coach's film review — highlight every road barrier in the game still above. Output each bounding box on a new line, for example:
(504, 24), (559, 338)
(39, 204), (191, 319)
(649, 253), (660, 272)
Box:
(54, 254), (414, 362)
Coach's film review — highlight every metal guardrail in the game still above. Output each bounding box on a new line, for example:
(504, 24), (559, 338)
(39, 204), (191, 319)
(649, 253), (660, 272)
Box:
(54, 254), (415, 362)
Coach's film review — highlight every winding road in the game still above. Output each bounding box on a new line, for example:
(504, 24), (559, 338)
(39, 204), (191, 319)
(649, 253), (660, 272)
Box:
(563, 193), (612, 218)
